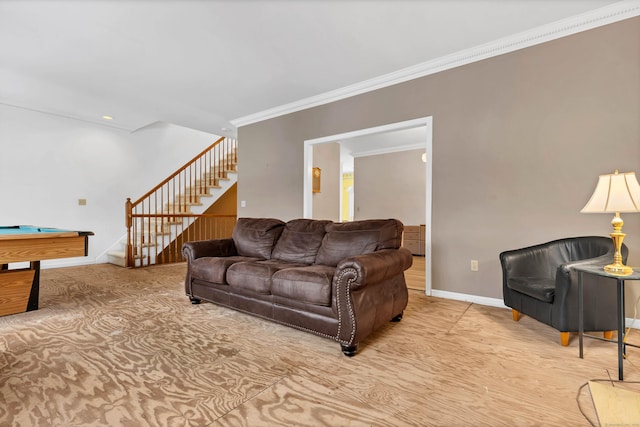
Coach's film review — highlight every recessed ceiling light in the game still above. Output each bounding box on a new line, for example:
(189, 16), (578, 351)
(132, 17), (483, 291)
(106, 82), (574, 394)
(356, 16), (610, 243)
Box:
(102, 115), (114, 120)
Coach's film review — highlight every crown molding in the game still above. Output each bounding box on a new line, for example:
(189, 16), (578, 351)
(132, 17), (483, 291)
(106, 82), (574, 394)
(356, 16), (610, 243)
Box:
(231, 1), (640, 128)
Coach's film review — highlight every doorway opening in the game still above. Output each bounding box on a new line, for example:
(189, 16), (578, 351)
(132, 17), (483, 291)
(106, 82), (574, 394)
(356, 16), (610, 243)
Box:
(303, 117), (433, 294)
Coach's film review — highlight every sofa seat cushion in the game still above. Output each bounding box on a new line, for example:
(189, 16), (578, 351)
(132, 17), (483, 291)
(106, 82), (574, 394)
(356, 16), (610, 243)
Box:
(315, 219), (403, 266)
(507, 277), (555, 303)
(190, 256), (262, 284)
(272, 218), (331, 264)
(227, 260), (308, 294)
(232, 218), (285, 259)
(271, 265), (336, 306)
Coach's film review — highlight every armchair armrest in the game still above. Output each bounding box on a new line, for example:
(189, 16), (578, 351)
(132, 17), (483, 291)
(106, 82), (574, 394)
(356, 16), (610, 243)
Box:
(557, 253), (612, 278)
(182, 238), (237, 261)
(554, 252), (615, 305)
(552, 251), (622, 332)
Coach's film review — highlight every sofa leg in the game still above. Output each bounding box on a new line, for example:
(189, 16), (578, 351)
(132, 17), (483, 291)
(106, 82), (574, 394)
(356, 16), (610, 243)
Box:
(512, 309), (520, 321)
(391, 312), (403, 322)
(341, 344), (358, 357)
(190, 297), (201, 305)
(603, 330), (613, 340)
(560, 332), (570, 346)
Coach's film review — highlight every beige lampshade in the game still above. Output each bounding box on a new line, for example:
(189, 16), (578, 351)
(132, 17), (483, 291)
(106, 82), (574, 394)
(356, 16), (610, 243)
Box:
(581, 171), (640, 213)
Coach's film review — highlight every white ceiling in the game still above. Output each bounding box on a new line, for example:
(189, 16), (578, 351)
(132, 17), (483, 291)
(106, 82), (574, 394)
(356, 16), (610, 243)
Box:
(0, 0), (624, 136)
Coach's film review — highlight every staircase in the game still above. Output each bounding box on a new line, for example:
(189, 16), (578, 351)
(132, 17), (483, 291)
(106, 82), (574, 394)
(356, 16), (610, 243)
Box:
(107, 137), (238, 268)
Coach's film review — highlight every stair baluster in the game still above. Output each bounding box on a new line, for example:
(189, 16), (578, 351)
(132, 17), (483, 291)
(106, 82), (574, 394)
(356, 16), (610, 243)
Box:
(123, 137), (238, 268)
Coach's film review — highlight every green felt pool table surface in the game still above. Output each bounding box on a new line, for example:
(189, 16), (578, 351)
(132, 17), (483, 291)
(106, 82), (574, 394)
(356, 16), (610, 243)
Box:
(0, 225), (75, 235)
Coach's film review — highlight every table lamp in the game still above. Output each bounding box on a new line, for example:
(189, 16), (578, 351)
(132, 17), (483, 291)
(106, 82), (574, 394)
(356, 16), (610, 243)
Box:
(581, 170), (640, 276)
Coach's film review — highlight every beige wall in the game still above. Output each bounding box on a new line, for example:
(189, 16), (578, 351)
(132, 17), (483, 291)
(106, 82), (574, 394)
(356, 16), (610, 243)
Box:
(205, 183), (238, 216)
(237, 18), (640, 304)
(312, 143), (341, 221)
(354, 149), (426, 225)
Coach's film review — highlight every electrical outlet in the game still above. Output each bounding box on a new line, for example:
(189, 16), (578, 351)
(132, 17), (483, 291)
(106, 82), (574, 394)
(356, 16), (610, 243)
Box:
(240, 200), (247, 208)
(470, 260), (479, 271)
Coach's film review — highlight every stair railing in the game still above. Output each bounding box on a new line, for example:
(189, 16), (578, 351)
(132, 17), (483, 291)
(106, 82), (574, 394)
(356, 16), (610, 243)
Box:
(125, 136), (237, 267)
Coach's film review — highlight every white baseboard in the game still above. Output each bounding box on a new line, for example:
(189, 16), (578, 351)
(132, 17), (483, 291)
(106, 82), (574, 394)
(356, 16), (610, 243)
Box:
(429, 289), (639, 329)
(430, 289), (507, 308)
(40, 258), (101, 269)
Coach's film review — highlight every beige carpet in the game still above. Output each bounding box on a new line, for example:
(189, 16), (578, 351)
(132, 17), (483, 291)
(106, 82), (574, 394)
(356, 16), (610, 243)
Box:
(0, 263), (638, 426)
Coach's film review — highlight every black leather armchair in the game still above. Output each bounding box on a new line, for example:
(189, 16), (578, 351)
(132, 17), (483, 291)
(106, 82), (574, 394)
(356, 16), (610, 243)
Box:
(499, 236), (628, 346)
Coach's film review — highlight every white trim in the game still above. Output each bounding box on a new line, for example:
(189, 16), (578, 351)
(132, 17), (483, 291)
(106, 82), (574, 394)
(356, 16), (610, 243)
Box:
(431, 289), (640, 329)
(303, 117), (433, 294)
(304, 117), (429, 146)
(231, 1), (640, 128)
(431, 289), (508, 308)
(351, 142), (425, 158)
(430, 290), (640, 329)
(423, 118), (433, 296)
(626, 317), (640, 330)
(38, 258), (98, 269)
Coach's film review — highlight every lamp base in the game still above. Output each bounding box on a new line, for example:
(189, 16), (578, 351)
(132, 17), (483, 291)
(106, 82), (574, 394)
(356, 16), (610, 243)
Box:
(605, 224), (632, 276)
(604, 263), (633, 276)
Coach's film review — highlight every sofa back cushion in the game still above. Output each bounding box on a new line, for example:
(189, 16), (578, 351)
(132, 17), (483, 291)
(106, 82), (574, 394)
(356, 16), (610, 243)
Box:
(315, 219), (404, 266)
(232, 218), (285, 259)
(271, 219), (331, 264)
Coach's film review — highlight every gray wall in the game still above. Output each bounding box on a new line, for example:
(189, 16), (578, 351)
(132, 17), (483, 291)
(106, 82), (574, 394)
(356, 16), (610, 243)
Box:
(237, 18), (640, 304)
(354, 149), (426, 225)
(312, 142), (341, 221)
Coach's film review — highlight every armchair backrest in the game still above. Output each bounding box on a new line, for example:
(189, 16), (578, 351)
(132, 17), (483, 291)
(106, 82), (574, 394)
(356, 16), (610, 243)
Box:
(500, 236), (626, 280)
(547, 236), (615, 265)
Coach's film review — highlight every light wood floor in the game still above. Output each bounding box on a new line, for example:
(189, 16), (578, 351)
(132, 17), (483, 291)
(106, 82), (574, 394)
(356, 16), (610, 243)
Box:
(0, 263), (638, 426)
(406, 255), (426, 291)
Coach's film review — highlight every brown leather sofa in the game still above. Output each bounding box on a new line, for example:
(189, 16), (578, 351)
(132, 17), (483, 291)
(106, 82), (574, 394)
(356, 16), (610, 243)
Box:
(182, 217), (413, 356)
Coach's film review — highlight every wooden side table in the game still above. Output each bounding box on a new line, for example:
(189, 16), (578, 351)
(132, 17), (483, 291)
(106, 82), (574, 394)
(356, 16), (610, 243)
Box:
(573, 264), (640, 380)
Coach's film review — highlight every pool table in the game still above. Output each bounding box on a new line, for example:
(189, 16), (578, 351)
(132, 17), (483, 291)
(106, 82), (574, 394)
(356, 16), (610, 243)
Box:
(0, 226), (93, 317)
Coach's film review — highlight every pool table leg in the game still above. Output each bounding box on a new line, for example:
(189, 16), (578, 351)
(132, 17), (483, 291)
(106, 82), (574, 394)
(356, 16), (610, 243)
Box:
(26, 261), (40, 311)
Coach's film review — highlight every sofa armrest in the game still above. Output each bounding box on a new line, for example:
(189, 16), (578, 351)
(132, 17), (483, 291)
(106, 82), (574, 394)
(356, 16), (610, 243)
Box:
(182, 238), (237, 262)
(335, 247), (413, 291)
(333, 247), (412, 347)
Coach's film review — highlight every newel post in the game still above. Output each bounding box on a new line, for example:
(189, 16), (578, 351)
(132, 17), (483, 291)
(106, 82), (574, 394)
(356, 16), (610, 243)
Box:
(125, 198), (133, 268)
